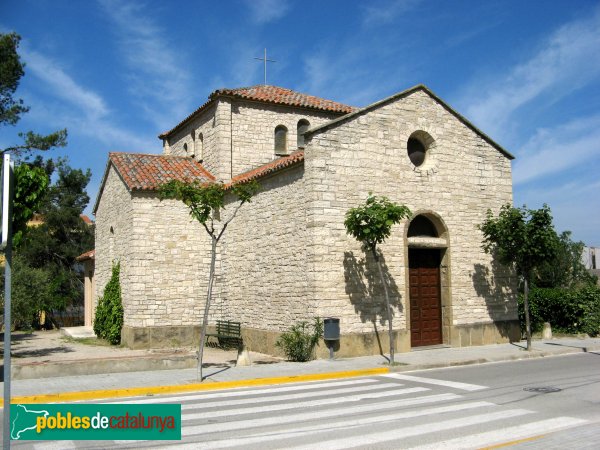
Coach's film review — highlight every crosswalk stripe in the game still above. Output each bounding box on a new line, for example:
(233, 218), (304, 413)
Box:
(31, 442), (77, 449)
(174, 408), (533, 449)
(108, 377), (378, 404)
(182, 386), (430, 421)
(114, 392), (460, 445)
(408, 416), (589, 449)
(182, 394), (467, 434)
(178, 381), (404, 411)
(381, 373), (488, 391)
(287, 409), (534, 450)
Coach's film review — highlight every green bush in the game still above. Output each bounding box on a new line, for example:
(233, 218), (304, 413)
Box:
(0, 254), (52, 330)
(519, 285), (600, 336)
(276, 318), (323, 362)
(93, 262), (123, 344)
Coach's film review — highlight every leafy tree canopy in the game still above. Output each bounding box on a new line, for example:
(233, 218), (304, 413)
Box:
(344, 194), (411, 250)
(536, 231), (597, 288)
(479, 204), (558, 279)
(17, 159), (94, 314)
(479, 203), (559, 350)
(0, 32), (28, 126)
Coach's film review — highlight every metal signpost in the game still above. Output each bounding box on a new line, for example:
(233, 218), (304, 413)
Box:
(2, 153), (14, 449)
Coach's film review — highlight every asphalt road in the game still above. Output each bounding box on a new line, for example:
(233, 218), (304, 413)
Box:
(7, 352), (600, 449)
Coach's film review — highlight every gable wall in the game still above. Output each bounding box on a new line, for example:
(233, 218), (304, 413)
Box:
(94, 166), (133, 318)
(304, 89), (517, 340)
(95, 167), (216, 346)
(128, 193), (213, 328)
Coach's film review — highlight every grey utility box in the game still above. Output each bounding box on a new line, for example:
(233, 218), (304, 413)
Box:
(323, 318), (340, 340)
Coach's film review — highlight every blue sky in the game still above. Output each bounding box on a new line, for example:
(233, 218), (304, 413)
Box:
(1, 0), (599, 245)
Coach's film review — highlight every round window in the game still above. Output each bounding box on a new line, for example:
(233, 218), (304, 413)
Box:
(407, 137), (426, 167)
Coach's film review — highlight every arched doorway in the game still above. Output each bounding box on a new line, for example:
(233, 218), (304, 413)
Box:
(406, 213), (449, 347)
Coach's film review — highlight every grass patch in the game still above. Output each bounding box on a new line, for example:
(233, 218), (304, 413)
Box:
(387, 361), (408, 367)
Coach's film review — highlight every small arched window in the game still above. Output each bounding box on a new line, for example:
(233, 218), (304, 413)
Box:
(183, 143), (188, 154)
(274, 125), (288, 155)
(197, 132), (203, 160)
(297, 119), (310, 148)
(190, 131), (195, 158)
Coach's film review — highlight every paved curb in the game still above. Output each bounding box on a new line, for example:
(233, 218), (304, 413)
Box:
(11, 354), (197, 380)
(0, 367), (389, 406)
(389, 343), (600, 373)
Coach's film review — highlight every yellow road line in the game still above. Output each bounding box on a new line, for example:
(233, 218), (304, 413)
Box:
(0, 367), (389, 406)
(479, 434), (547, 449)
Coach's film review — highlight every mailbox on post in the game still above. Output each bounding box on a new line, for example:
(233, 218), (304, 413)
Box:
(323, 318), (340, 359)
(324, 318), (340, 340)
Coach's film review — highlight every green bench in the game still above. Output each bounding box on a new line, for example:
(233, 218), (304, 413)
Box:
(205, 320), (242, 349)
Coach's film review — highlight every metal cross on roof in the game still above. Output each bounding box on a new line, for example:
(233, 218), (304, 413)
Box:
(254, 48), (276, 85)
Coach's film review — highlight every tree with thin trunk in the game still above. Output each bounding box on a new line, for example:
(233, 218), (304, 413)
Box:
(479, 204), (558, 351)
(159, 179), (259, 381)
(344, 194), (411, 364)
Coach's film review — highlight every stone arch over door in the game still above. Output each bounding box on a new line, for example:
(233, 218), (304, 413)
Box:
(404, 211), (451, 348)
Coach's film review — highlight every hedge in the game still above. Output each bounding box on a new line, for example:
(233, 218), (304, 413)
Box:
(519, 285), (600, 337)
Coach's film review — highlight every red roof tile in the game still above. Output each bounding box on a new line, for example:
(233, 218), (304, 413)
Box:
(76, 249), (95, 261)
(159, 85), (355, 139)
(214, 85), (356, 114)
(228, 150), (304, 186)
(109, 153), (215, 191)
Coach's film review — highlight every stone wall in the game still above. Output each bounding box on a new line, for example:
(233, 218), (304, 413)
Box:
(303, 88), (518, 347)
(164, 102), (225, 179)
(94, 165), (133, 319)
(229, 102), (341, 177)
(125, 193), (212, 329)
(95, 167), (218, 347)
(220, 164), (311, 332)
(166, 98), (342, 181)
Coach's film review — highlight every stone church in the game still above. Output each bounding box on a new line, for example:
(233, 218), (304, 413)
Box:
(93, 84), (520, 356)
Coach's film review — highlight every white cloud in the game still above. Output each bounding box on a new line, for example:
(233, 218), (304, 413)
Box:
(513, 115), (600, 185)
(243, 0), (290, 24)
(461, 8), (600, 136)
(22, 49), (109, 120)
(16, 42), (151, 151)
(98, 0), (193, 128)
(362, 0), (423, 26)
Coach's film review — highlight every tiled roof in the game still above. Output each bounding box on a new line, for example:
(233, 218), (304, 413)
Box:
(80, 214), (93, 225)
(214, 85), (356, 114)
(228, 150), (304, 186)
(159, 85), (355, 139)
(109, 152), (215, 191)
(76, 249), (95, 261)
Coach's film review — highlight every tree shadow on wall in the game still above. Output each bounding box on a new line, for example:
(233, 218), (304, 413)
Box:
(471, 257), (518, 339)
(343, 250), (403, 356)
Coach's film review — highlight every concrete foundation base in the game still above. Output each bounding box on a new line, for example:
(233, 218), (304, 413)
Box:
(121, 319), (521, 357)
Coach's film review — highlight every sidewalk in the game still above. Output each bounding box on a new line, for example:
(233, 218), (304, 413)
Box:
(2, 329), (600, 403)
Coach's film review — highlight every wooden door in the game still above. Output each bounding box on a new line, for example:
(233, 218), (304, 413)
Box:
(409, 249), (442, 347)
